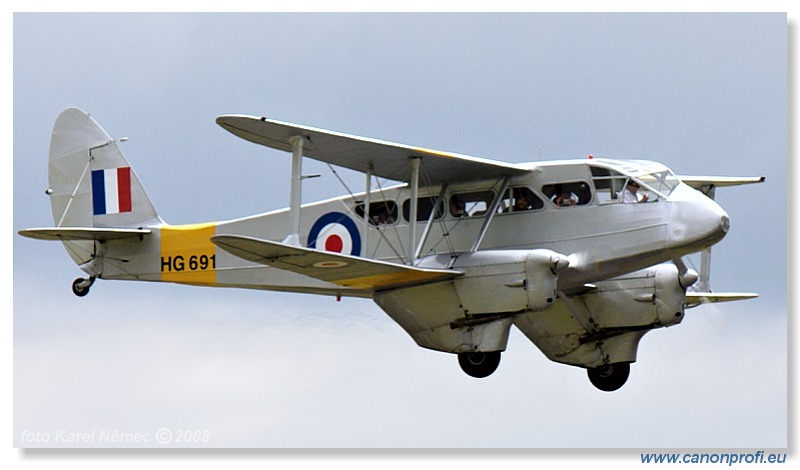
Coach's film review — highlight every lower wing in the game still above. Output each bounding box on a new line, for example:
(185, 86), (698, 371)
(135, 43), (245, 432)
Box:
(685, 292), (759, 309)
(211, 234), (460, 291)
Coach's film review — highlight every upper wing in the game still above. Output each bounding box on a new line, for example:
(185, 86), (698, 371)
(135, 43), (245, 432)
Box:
(18, 227), (151, 241)
(212, 234), (460, 291)
(215, 115), (531, 184)
(679, 175), (765, 199)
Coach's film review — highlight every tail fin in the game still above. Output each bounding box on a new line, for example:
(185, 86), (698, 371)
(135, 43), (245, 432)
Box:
(48, 108), (162, 230)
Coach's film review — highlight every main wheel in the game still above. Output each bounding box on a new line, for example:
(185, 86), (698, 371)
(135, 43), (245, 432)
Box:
(71, 278), (91, 297)
(458, 351), (501, 378)
(587, 362), (630, 392)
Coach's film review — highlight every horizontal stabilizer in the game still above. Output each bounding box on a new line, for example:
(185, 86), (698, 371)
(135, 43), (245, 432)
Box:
(685, 292), (759, 308)
(18, 227), (151, 241)
(216, 115), (530, 184)
(211, 234), (460, 291)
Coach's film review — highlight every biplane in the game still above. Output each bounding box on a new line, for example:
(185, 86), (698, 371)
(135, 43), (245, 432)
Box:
(20, 108), (763, 391)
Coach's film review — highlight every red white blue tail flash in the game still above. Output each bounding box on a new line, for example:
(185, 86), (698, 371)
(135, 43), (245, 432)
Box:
(92, 167), (132, 215)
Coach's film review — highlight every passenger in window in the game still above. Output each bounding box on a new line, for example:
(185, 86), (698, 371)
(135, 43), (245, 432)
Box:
(373, 205), (395, 224)
(555, 192), (578, 207)
(372, 214), (388, 225)
(512, 194), (533, 211)
(619, 180), (649, 204)
(450, 196), (467, 217)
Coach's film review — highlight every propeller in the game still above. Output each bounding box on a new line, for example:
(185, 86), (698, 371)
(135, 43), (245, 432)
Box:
(674, 254), (727, 331)
(672, 257), (699, 290)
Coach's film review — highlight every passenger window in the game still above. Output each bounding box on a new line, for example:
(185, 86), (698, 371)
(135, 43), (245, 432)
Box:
(542, 182), (592, 207)
(498, 187), (544, 213)
(354, 200), (398, 225)
(402, 196), (446, 222)
(449, 190), (494, 218)
(590, 167), (628, 204)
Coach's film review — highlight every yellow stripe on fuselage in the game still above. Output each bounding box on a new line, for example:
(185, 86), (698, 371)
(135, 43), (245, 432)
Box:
(160, 223), (217, 285)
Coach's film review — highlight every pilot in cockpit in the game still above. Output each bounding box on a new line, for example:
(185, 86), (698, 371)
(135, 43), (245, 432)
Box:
(619, 180), (649, 203)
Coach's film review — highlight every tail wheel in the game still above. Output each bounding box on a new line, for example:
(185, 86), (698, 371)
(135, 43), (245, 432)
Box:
(587, 362), (631, 392)
(71, 277), (93, 297)
(457, 351), (501, 378)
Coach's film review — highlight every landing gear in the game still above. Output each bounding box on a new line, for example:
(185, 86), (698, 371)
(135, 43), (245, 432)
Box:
(587, 362), (630, 392)
(458, 351), (501, 378)
(71, 277), (95, 297)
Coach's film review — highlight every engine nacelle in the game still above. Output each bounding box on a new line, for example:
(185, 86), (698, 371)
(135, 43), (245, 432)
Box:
(450, 249), (570, 315)
(654, 263), (695, 327)
(584, 263), (690, 330)
(525, 249), (570, 311)
(373, 249), (570, 354)
(515, 262), (692, 368)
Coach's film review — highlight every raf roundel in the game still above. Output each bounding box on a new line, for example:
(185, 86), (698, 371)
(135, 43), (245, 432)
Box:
(307, 212), (362, 257)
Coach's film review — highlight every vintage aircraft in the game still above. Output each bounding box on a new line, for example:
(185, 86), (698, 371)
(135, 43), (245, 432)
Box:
(20, 108), (763, 391)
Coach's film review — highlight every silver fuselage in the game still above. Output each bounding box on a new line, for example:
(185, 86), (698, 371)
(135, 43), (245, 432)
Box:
(96, 158), (729, 297)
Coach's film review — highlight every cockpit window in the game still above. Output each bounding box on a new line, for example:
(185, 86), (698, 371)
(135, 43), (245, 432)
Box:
(591, 167), (628, 204)
(618, 179), (656, 203)
(591, 165), (679, 203)
(542, 182), (592, 207)
(638, 170), (680, 197)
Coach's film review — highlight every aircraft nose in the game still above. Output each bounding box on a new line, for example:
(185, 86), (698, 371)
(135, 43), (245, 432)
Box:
(694, 200), (730, 245)
(668, 183), (730, 252)
(720, 213), (731, 233)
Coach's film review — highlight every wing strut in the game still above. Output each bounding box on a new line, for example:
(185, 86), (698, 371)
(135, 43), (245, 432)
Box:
(470, 176), (510, 252)
(284, 135), (304, 246)
(414, 183), (449, 262)
(557, 291), (599, 335)
(698, 248), (712, 292)
(363, 164), (372, 251)
(408, 157), (420, 265)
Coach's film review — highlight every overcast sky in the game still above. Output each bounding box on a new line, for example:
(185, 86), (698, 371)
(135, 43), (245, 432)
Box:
(10, 9), (789, 459)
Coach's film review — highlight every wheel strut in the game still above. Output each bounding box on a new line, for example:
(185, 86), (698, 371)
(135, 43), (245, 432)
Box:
(71, 276), (95, 297)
